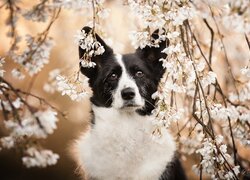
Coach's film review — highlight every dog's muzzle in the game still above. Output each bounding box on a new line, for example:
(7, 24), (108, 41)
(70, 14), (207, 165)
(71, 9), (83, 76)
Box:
(121, 87), (135, 100)
(120, 87), (139, 108)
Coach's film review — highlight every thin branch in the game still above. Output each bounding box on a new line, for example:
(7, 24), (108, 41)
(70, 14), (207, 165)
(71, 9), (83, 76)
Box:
(209, 6), (239, 96)
(186, 19), (239, 167)
(245, 34), (250, 51)
(92, 0), (96, 32)
(0, 77), (67, 119)
(6, 0), (20, 52)
(203, 19), (214, 65)
(203, 19), (214, 95)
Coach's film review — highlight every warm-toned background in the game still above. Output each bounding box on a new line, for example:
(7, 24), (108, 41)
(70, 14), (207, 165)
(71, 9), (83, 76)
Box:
(0, 1), (152, 180)
(0, 1), (249, 180)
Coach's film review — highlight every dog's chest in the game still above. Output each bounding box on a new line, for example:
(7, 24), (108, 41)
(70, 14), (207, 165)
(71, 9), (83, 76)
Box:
(77, 107), (176, 179)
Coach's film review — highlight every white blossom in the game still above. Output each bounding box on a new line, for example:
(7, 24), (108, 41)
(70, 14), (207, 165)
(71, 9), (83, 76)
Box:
(4, 109), (58, 139)
(11, 69), (25, 80)
(129, 31), (150, 49)
(12, 35), (54, 76)
(0, 98), (22, 111)
(171, 6), (196, 26)
(0, 136), (15, 149)
(233, 123), (250, 146)
(221, 0), (250, 34)
(56, 75), (88, 101)
(239, 112), (250, 122)
(229, 81), (250, 103)
(240, 66), (250, 77)
(23, 2), (53, 22)
(75, 30), (105, 56)
(201, 71), (217, 88)
(0, 57), (5, 77)
(75, 29), (105, 68)
(166, 31), (180, 39)
(128, 1), (165, 29)
(22, 147), (59, 168)
(12, 98), (23, 109)
(0, 100), (12, 111)
(97, 8), (110, 19)
(180, 127), (205, 155)
(34, 109), (58, 135)
(152, 103), (184, 129)
(210, 103), (238, 121)
(162, 43), (182, 55)
(195, 136), (240, 179)
(1, 0), (250, 176)
(53, 0), (92, 10)
(43, 69), (61, 93)
(80, 60), (96, 68)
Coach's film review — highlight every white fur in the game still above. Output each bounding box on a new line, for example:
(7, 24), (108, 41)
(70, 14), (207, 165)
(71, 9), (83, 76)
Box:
(74, 106), (176, 180)
(112, 54), (144, 109)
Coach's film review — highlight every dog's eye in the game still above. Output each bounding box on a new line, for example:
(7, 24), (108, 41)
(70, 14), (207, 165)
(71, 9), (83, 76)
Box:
(135, 71), (144, 78)
(109, 73), (118, 81)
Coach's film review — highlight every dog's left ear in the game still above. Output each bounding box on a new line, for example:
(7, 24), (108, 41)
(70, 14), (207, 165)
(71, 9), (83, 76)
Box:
(79, 26), (113, 59)
(136, 29), (169, 64)
(79, 26), (113, 79)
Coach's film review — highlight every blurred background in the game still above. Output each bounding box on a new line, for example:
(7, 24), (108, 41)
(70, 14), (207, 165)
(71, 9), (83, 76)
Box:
(0, 1), (249, 180)
(0, 1), (146, 180)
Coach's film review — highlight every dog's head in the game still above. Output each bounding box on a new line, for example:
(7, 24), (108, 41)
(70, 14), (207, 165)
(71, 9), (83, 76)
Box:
(79, 27), (168, 115)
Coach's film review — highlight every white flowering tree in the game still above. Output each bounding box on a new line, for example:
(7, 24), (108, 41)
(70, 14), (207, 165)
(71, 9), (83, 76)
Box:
(0, 0), (250, 179)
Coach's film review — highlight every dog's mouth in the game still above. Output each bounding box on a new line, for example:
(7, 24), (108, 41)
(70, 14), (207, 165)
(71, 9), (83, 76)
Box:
(121, 101), (141, 109)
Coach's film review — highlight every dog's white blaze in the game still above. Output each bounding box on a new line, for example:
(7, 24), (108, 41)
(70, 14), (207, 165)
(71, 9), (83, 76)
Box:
(74, 106), (176, 180)
(112, 54), (144, 109)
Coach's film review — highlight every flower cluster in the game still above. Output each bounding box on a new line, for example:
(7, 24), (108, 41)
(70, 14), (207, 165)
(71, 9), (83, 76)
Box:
(128, 0), (197, 135)
(240, 66), (250, 78)
(11, 68), (25, 80)
(151, 89), (185, 132)
(180, 125), (205, 155)
(1, 0), (250, 178)
(229, 81), (250, 103)
(0, 57), (5, 78)
(44, 69), (89, 102)
(1, 108), (58, 142)
(56, 75), (88, 101)
(128, 0), (250, 178)
(1, 0), (109, 169)
(53, 0), (92, 10)
(0, 0), (62, 170)
(22, 147), (59, 168)
(43, 69), (61, 94)
(222, 0), (250, 34)
(75, 29), (105, 68)
(193, 136), (240, 179)
(210, 103), (250, 146)
(11, 35), (54, 76)
(23, 1), (53, 22)
(128, 1), (168, 49)
(0, 74), (60, 167)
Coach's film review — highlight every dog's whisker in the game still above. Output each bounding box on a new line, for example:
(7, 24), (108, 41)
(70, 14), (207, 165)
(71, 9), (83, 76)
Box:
(144, 99), (156, 108)
(104, 96), (112, 105)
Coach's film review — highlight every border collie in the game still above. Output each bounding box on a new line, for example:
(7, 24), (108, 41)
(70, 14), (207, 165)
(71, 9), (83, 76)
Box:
(72, 26), (186, 180)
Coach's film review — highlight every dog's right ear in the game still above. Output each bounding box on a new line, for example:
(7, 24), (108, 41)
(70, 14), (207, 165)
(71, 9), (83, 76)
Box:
(79, 26), (113, 79)
(136, 29), (169, 81)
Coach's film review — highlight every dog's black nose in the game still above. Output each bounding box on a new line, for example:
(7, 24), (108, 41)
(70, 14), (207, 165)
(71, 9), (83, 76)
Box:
(121, 88), (135, 100)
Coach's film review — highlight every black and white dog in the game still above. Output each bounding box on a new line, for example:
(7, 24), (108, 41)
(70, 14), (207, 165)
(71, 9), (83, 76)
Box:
(73, 26), (186, 180)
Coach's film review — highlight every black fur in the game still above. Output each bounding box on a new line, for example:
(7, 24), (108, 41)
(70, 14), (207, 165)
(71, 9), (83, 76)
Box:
(79, 27), (167, 115)
(160, 156), (187, 180)
(79, 26), (186, 180)
(122, 53), (164, 115)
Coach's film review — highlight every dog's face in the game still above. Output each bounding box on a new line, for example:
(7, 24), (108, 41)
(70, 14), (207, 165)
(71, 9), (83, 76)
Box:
(79, 27), (167, 115)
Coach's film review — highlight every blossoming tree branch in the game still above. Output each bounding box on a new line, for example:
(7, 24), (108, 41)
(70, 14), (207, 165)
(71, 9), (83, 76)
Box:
(0, 0), (249, 179)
